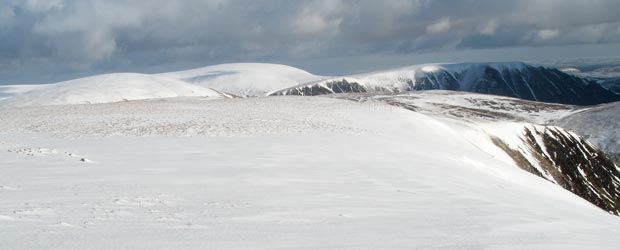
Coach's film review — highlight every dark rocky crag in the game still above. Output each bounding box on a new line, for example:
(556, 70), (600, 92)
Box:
(493, 126), (620, 215)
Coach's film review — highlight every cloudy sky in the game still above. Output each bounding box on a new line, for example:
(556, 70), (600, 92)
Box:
(2, 0), (620, 84)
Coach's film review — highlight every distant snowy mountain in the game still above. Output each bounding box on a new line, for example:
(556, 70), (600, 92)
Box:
(580, 66), (620, 78)
(4, 62), (617, 106)
(562, 65), (620, 94)
(271, 62), (620, 105)
(0, 73), (229, 107)
(159, 63), (322, 97)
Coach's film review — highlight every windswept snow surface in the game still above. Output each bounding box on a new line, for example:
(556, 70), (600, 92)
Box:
(0, 73), (227, 107)
(159, 63), (322, 97)
(1, 96), (620, 249)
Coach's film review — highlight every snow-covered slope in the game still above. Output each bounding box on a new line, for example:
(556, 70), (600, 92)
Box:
(159, 63), (322, 97)
(556, 102), (620, 163)
(271, 62), (620, 105)
(1, 96), (620, 249)
(337, 91), (620, 214)
(0, 73), (228, 107)
(337, 90), (578, 124)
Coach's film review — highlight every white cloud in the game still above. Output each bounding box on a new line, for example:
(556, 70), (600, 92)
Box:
(426, 18), (451, 34)
(536, 29), (559, 40)
(480, 19), (499, 35)
(3, 0), (620, 83)
(31, 1), (148, 60)
(292, 14), (342, 35)
(290, 1), (345, 36)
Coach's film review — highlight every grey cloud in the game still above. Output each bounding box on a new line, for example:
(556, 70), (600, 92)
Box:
(1, 0), (620, 83)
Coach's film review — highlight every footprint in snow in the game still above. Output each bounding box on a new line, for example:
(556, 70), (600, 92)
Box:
(65, 152), (95, 163)
(6, 147), (94, 163)
(13, 207), (55, 216)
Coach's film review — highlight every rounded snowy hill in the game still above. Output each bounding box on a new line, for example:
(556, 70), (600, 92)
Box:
(158, 63), (322, 97)
(0, 73), (227, 107)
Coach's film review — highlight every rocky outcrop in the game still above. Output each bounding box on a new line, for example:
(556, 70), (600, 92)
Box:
(492, 125), (620, 215)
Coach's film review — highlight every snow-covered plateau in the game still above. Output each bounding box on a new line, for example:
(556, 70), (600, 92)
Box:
(1, 62), (620, 249)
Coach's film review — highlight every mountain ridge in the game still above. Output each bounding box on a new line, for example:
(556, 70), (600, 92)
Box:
(2, 61), (620, 107)
(270, 62), (620, 105)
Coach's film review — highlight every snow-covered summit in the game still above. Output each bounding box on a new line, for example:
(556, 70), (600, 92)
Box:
(159, 63), (322, 97)
(0, 73), (227, 107)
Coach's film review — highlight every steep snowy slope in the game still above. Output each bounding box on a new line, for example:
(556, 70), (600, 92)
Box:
(0, 73), (228, 107)
(556, 102), (620, 163)
(336, 91), (620, 214)
(159, 63), (322, 97)
(271, 62), (620, 105)
(2, 97), (620, 249)
(484, 123), (620, 214)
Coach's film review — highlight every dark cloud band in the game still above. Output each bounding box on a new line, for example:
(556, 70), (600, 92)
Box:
(1, 0), (620, 83)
